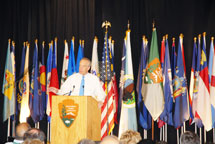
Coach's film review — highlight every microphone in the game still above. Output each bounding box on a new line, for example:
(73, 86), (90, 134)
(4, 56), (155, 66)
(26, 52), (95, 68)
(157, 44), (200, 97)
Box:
(62, 91), (72, 96)
(62, 85), (75, 96)
(69, 85), (75, 95)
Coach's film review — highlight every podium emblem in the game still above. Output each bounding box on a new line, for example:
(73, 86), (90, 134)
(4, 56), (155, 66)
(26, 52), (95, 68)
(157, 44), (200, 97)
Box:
(58, 99), (79, 127)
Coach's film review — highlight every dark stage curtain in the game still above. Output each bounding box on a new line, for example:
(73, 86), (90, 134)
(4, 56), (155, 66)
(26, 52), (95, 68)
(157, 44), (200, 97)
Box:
(1, 0), (215, 143)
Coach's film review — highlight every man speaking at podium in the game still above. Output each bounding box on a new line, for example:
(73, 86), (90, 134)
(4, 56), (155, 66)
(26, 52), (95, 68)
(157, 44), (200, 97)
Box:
(58, 57), (106, 107)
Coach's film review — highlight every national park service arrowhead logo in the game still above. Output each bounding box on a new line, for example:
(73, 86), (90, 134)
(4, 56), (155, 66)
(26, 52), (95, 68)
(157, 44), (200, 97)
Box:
(58, 99), (79, 127)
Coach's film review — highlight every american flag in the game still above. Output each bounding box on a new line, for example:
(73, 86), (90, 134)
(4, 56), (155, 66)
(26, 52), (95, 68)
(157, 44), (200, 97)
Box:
(100, 32), (115, 139)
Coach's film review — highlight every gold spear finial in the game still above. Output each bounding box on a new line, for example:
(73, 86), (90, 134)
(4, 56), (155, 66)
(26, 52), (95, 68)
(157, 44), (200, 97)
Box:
(42, 41), (45, 47)
(35, 39), (38, 44)
(142, 35), (146, 41)
(94, 36), (98, 43)
(166, 34), (168, 40)
(180, 33), (184, 38)
(82, 40), (84, 47)
(172, 37), (175, 43)
(203, 32), (206, 37)
(194, 37), (197, 42)
(112, 40), (114, 44)
(109, 36), (112, 41)
(49, 42), (51, 48)
(12, 41), (15, 47)
(127, 20), (130, 30)
(72, 36), (75, 43)
(152, 20), (156, 31)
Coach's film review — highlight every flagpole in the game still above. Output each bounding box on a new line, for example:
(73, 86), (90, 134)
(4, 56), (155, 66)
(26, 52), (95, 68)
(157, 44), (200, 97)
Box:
(164, 34), (168, 143)
(152, 120), (154, 140)
(181, 126), (183, 138)
(6, 39), (11, 140)
(82, 40), (84, 52)
(144, 129), (147, 139)
(46, 42), (51, 144)
(165, 123), (167, 142)
(163, 126), (165, 141)
(177, 129), (179, 144)
(204, 129), (206, 143)
(47, 122), (50, 143)
(195, 124), (197, 134)
(151, 21), (155, 141)
(200, 127), (202, 144)
(213, 128), (215, 143)
(11, 41), (16, 137)
(144, 37), (148, 140)
(102, 20), (111, 135)
(7, 117), (11, 141)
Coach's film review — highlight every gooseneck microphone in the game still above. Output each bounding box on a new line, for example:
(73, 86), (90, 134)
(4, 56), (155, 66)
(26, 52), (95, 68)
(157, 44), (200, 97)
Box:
(69, 85), (75, 95)
(62, 85), (75, 96)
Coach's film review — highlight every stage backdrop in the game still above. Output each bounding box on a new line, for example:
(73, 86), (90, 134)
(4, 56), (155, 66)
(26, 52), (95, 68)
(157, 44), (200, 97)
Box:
(1, 0), (215, 143)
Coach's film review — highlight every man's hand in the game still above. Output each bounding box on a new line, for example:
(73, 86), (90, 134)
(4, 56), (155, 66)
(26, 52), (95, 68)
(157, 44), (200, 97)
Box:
(98, 101), (103, 109)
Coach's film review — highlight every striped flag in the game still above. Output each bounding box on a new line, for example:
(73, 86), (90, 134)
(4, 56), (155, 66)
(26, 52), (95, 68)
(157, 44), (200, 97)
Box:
(2, 40), (15, 121)
(61, 40), (69, 86)
(100, 32), (115, 139)
(109, 38), (119, 124)
(196, 33), (212, 131)
(118, 29), (137, 138)
(19, 43), (30, 122)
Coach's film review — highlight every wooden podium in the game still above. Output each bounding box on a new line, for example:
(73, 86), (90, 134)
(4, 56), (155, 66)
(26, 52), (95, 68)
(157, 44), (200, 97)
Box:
(51, 95), (101, 144)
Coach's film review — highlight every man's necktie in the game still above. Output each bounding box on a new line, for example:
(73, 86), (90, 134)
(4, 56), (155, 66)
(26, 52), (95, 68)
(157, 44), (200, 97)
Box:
(79, 76), (85, 96)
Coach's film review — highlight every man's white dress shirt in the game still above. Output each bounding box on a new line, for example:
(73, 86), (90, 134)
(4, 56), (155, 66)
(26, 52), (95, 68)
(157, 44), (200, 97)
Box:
(58, 73), (105, 102)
